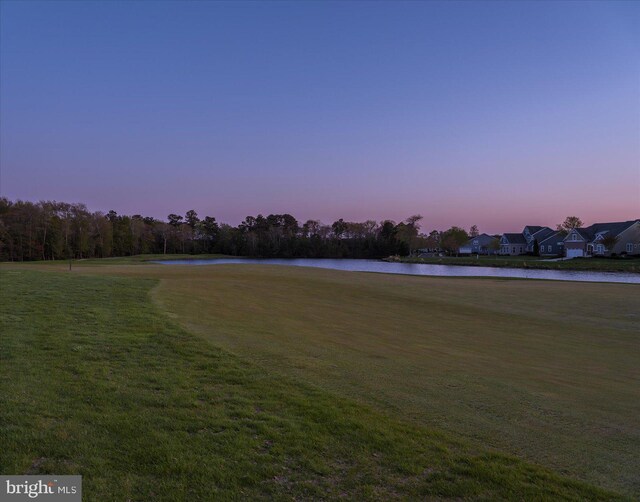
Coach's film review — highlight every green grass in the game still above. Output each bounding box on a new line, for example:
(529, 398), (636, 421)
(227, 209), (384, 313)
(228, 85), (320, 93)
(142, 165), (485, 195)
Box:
(0, 265), (637, 499)
(140, 264), (640, 496)
(6, 253), (233, 266)
(392, 255), (640, 273)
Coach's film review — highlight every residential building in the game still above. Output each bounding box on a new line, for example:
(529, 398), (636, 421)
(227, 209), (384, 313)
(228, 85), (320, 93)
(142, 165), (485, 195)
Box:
(459, 233), (499, 255)
(499, 233), (527, 255)
(500, 225), (553, 255)
(538, 231), (565, 256)
(563, 220), (640, 258)
(523, 226), (554, 253)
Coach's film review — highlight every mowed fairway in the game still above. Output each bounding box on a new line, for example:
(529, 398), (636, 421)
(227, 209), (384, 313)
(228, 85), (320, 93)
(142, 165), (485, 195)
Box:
(1, 263), (639, 499)
(146, 264), (640, 495)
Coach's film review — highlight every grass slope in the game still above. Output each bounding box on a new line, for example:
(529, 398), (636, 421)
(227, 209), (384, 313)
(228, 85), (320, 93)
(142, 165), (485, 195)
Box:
(9, 254), (234, 267)
(143, 265), (640, 496)
(0, 269), (624, 500)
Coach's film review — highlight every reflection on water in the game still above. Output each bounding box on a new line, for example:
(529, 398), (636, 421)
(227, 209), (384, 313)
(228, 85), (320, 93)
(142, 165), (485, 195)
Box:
(152, 258), (640, 284)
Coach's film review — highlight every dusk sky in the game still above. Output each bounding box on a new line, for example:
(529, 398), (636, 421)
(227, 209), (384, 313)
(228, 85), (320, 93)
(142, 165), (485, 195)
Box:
(1, 1), (639, 233)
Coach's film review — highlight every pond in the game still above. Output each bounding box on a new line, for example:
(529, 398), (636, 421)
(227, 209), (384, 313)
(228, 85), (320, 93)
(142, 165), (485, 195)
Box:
(151, 258), (640, 284)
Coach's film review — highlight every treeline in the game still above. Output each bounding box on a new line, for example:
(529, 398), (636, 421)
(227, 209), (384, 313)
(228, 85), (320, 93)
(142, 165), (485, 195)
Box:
(0, 198), (474, 261)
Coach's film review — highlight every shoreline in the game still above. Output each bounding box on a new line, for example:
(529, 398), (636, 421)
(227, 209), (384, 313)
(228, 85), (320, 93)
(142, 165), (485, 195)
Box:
(2, 254), (640, 275)
(383, 256), (640, 274)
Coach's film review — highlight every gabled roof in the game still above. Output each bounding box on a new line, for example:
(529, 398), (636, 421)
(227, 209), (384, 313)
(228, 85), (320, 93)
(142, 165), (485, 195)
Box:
(502, 233), (527, 244)
(564, 220), (639, 243)
(539, 231), (564, 245)
(465, 233), (498, 246)
(563, 228), (586, 242)
(531, 227), (554, 242)
(592, 230), (610, 241)
(523, 226), (544, 234)
(586, 220), (639, 240)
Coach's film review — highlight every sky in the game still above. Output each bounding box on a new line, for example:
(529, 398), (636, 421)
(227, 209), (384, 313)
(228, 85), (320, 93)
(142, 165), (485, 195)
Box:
(1, 1), (639, 233)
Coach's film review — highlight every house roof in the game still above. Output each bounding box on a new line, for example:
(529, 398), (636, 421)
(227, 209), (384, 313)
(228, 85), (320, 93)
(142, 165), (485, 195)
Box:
(502, 233), (527, 244)
(575, 228), (592, 240)
(465, 233), (498, 246)
(523, 226), (545, 234)
(586, 220), (639, 239)
(592, 230), (610, 241)
(531, 227), (554, 242)
(538, 231), (564, 246)
(565, 220), (639, 242)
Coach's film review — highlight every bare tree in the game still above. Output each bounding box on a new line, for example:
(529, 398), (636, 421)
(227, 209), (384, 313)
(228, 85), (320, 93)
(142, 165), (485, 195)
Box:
(557, 216), (583, 233)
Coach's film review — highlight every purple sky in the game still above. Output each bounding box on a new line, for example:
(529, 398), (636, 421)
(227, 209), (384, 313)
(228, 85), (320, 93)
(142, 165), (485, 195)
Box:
(1, 1), (639, 233)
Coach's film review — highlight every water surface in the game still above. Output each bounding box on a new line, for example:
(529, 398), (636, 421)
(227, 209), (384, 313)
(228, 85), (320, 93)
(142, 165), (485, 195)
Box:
(152, 258), (640, 284)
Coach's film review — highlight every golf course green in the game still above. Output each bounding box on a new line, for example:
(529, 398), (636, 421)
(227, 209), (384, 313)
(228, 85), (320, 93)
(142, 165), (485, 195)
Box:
(1, 260), (638, 500)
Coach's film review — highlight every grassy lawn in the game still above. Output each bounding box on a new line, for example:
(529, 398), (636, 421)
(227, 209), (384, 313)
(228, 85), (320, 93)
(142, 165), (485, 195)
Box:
(145, 265), (640, 496)
(1, 264), (638, 499)
(393, 255), (640, 273)
(6, 254), (234, 267)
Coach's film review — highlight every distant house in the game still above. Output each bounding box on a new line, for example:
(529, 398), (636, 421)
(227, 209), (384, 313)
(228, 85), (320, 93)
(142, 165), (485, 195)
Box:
(500, 225), (556, 255)
(523, 226), (554, 253)
(563, 220), (640, 258)
(459, 234), (499, 255)
(538, 231), (565, 256)
(499, 233), (527, 255)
